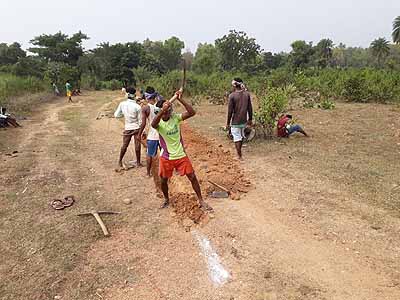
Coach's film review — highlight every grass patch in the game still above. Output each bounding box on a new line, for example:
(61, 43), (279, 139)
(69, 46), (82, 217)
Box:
(0, 73), (50, 115)
(59, 107), (88, 133)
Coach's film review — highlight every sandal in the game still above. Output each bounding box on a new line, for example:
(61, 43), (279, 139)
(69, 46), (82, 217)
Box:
(51, 199), (65, 210)
(62, 195), (75, 207)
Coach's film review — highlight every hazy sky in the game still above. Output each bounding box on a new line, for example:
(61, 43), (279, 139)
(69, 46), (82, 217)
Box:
(1, 0), (399, 53)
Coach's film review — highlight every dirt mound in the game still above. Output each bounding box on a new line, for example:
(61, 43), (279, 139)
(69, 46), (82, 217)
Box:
(151, 123), (251, 224)
(170, 193), (205, 224)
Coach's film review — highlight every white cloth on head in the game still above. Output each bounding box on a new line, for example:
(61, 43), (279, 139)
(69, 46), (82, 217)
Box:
(114, 99), (142, 130)
(231, 80), (247, 91)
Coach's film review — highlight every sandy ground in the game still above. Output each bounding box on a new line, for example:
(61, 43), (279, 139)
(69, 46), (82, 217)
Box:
(1, 91), (400, 300)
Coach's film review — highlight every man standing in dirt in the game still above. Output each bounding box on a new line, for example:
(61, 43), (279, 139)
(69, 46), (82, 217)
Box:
(138, 86), (162, 177)
(226, 78), (253, 160)
(65, 80), (73, 103)
(114, 87), (143, 171)
(151, 91), (212, 211)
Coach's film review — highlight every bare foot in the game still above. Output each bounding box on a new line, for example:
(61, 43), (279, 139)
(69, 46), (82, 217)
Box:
(115, 165), (124, 173)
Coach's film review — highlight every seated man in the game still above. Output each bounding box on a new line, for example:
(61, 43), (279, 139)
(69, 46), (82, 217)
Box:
(151, 91), (212, 211)
(277, 114), (308, 138)
(0, 107), (21, 128)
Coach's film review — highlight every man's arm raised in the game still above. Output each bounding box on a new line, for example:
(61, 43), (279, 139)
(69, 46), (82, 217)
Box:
(179, 94), (196, 121)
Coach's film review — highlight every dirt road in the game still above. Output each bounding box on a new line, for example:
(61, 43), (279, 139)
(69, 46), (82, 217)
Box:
(1, 91), (399, 300)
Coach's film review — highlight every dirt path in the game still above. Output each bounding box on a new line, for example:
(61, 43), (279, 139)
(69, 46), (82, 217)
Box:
(1, 92), (399, 300)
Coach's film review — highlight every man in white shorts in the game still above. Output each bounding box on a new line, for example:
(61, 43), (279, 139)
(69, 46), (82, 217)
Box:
(226, 78), (253, 159)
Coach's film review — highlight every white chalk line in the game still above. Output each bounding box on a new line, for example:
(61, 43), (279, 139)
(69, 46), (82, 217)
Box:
(192, 230), (230, 287)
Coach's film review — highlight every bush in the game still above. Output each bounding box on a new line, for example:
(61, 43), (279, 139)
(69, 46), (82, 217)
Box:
(141, 68), (400, 106)
(269, 68), (294, 87)
(317, 98), (336, 109)
(100, 79), (121, 90)
(342, 75), (366, 102)
(254, 87), (288, 138)
(80, 75), (97, 90)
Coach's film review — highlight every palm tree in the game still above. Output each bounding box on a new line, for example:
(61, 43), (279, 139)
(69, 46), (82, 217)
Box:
(318, 39), (334, 61)
(393, 16), (400, 44)
(370, 38), (390, 66)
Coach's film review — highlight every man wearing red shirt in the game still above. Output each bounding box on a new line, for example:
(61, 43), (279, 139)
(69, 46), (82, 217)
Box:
(277, 114), (308, 138)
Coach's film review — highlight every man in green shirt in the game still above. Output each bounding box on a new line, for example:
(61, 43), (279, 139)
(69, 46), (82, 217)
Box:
(151, 91), (212, 211)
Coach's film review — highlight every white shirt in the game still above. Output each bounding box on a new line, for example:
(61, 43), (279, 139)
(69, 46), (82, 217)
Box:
(147, 103), (160, 141)
(114, 99), (142, 130)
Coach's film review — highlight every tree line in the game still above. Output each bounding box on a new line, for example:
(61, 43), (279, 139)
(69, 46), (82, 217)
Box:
(0, 16), (399, 90)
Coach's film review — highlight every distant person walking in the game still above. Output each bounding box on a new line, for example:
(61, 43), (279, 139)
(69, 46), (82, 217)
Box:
(226, 78), (253, 160)
(65, 80), (73, 103)
(52, 83), (60, 96)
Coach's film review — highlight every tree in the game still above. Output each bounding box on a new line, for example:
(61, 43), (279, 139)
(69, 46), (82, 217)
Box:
(393, 16), (400, 44)
(79, 42), (144, 85)
(0, 42), (26, 65)
(13, 57), (46, 78)
(192, 43), (220, 74)
(29, 31), (89, 66)
(314, 39), (334, 68)
(132, 66), (155, 86)
(45, 62), (80, 90)
(370, 38), (390, 66)
(142, 37), (185, 74)
(162, 37), (185, 71)
(215, 30), (261, 71)
(262, 52), (286, 70)
(289, 40), (314, 69)
(332, 43), (346, 67)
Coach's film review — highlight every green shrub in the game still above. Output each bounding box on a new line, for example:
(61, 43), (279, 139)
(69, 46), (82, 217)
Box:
(80, 75), (97, 90)
(254, 87), (288, 138)
(318, 99), (336, 109)
(141, 68), (400, 105)
(269, 68), (294, 87)
(99, 79), (121, 90)
(342, 75), (366, 102)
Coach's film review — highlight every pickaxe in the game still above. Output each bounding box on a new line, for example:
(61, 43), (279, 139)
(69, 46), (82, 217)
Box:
(77, 210), (121, 236)
(167, 59), (187, 104)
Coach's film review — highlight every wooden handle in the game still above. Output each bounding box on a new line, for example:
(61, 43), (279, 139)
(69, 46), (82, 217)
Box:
(93, 212), (109, 236)
(208, 180), (230, 193)
(168, 87), (183, 104)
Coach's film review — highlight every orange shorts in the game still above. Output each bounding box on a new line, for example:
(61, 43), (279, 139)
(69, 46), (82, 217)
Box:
(159, 156), (194, 178)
